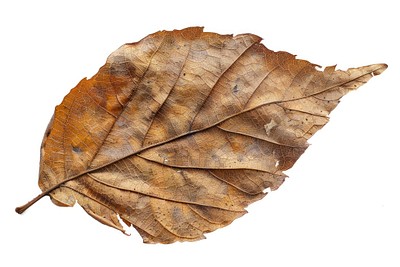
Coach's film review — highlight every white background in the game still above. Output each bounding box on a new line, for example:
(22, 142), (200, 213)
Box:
(1, 0), (399, 266)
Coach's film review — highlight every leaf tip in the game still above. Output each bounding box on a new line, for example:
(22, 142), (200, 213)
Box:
(372, 63), (388, 76)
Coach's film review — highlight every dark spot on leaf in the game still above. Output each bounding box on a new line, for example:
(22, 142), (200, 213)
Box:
(72, 146), (82, 153)
(109, 56), (136, 79)
(232, 84), (239, 93)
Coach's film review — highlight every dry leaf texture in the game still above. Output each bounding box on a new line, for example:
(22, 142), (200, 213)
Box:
(16, 27), (387, 243)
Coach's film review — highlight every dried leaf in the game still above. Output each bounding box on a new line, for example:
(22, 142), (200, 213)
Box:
(16, 27), (387, 243)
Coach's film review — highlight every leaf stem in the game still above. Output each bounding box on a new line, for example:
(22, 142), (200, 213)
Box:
(15, 177), (75, 214)
(15, 191), (48, 214)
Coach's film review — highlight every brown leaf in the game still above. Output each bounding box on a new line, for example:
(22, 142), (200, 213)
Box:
(16, 27), (387, 244)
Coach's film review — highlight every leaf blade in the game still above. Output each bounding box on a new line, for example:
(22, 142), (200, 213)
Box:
(17, 27), (387, 243)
